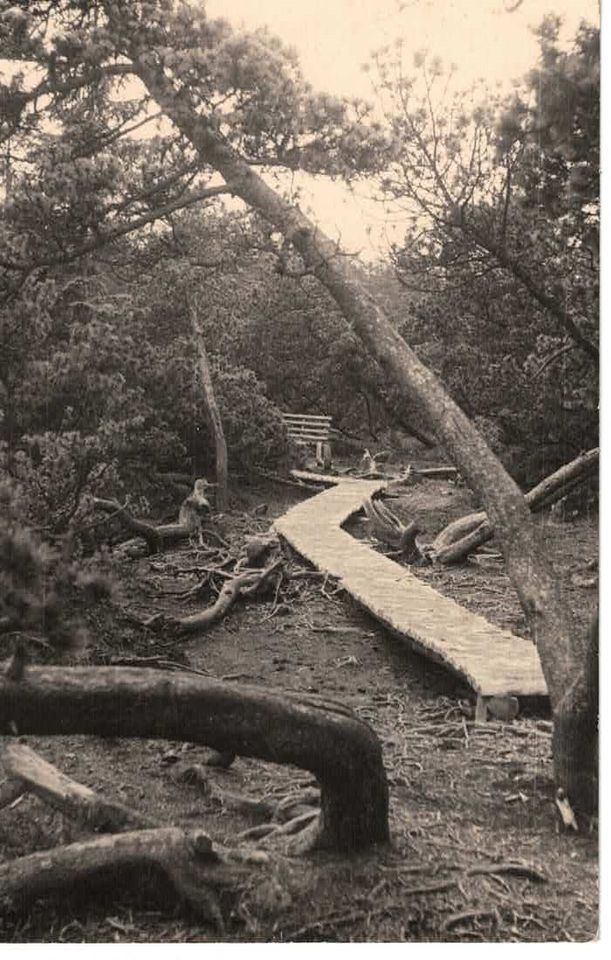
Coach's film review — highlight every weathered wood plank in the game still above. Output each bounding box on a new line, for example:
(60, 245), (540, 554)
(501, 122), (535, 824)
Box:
(274, 481), (548, 702)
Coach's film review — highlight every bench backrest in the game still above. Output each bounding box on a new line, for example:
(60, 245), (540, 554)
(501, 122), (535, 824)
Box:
(282, 413), (332, 445)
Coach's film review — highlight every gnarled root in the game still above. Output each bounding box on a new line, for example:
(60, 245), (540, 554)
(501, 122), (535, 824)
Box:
(0, 667), (389, 852)
(362, 496), (427, 564)
(0, 826), (253, 928)
(144, 559), (283, 636)
(93, 478), (212, 554)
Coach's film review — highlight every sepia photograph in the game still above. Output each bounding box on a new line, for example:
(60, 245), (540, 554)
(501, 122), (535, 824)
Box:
(0, 0), (600, 946)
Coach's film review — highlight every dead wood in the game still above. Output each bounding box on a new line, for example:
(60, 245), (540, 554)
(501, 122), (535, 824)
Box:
(0, 666), (389, 852)
(414, 466), (459, 480)
(289, 469), (340, 487)
(362, 496), (426, 563)
(466, 861), (547, 883)
(145, 559), (283, 636)
(431, 448), (599, 564)
(1, 742), (156, 833)
(189, 298), (229, 512)
(243, 533), (279, 567)
(93, 478), (212, 554)
(0, 826), (250, 926)
(258, 468), (324, 491)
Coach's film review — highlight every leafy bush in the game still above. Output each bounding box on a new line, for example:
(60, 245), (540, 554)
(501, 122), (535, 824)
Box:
(0, 482), (113, 662)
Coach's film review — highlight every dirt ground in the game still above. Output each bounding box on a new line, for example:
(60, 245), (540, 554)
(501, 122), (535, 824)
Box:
(0, 474), (599, 943)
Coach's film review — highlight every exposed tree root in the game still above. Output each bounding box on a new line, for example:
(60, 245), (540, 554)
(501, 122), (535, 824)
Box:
(143, 559), (283, 636)
(174, 764), (322, 849)
(1, 742), (157, 832)
(173, 764), (276, 820)
(0, 666), (389, 852)
(93, 478), (212, 554)
(362, 496), (427, 564)
(0, 826), (253, 928)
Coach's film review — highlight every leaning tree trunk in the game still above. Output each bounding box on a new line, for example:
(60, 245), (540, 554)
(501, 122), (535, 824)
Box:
(129, 56), (597, 817)
(188, 298), (229, 513)
(0, 667), (389, 852)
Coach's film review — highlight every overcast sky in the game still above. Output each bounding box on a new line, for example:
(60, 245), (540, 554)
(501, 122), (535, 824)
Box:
(204, 0), (599, 258)
(206, 0), (598, 97)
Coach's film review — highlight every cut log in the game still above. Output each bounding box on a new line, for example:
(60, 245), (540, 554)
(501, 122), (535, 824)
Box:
(431, 448), (599, 564)
(0, 667), (389, 852)
(93, 478), (212, 553)
(1, 742), (157, 832)
(0, 826), (248, 926)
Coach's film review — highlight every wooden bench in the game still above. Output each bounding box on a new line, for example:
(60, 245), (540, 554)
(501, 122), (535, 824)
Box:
(282, 413), (332, 466)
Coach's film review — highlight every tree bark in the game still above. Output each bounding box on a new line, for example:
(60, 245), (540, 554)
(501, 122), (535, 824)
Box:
(0, 826), (245, 925)
(118, 49), (595, 814)
(431, 447), (599, 563)
(0, 667), (389, 851)
(188, 299), (229, 512)
(552, 613), (598, 821)
(1, 742), (157, 832)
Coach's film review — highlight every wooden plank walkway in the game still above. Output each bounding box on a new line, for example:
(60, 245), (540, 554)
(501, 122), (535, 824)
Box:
(274, 478), (548, 717)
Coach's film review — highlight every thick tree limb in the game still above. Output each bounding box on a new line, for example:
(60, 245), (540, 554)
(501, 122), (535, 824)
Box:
(414, 466), (459, 480)
(0, 667), (389, 851)
(431, 448), (599, 564)
(1, 742), (157, 833)
(0, 826), (247, 927)
(464, 221), (599, 362)
(2, 184), (233, 273)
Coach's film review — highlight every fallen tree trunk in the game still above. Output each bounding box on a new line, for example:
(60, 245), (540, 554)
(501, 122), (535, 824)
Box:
(1, 742), (157, 833)
(93, 478), (212, 553)
(431, 448), (599, 564)
(0, 826), (246, 925)
(0, 667), (389, 852)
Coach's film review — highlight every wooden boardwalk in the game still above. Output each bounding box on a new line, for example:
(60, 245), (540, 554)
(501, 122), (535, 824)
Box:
(274, 478), (548, 719)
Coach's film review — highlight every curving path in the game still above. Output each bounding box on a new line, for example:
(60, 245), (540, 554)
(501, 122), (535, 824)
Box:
(274, 477), (548, 720)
